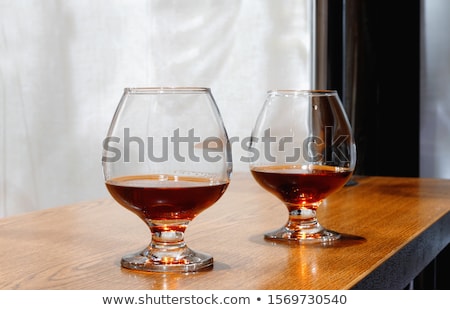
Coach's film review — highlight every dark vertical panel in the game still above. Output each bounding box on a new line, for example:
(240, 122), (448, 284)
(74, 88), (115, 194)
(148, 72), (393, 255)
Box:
(327, 0), (420, 177)
(368, 0), (420, 177)
(326, 0), (343, 95)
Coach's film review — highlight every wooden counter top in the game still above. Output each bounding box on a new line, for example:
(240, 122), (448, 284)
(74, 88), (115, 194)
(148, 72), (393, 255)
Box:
(0, 173), (448, 289)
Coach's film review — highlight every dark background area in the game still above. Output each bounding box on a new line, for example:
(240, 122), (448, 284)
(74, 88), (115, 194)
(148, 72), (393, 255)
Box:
(326, 0), (420, 177)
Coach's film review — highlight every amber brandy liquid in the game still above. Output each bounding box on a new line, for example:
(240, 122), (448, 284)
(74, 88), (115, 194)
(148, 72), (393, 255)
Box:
(251, 165), (352, 209)
(106, 175), (229, 221)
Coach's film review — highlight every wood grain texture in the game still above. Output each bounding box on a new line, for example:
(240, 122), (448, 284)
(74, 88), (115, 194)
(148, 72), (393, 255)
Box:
(0, 173), (449, 289)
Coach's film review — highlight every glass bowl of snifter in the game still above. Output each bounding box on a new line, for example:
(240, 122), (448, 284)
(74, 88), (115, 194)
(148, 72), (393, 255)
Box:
(102, 87), (232, 272)
(248, 90), (356, 243)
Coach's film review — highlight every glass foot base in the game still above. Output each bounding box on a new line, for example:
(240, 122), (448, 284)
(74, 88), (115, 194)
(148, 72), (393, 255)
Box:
(121, 247), (213, 273)
(264, 226), (341, 243)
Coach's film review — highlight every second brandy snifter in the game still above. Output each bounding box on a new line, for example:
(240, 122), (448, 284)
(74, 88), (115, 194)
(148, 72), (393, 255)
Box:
(102, 87), (232, 272)
(249, 90), (356, 243)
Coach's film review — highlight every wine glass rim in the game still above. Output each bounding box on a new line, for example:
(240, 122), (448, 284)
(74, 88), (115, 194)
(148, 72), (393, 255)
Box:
(124, 87), (211, 94)
(268, 89), (338, 96)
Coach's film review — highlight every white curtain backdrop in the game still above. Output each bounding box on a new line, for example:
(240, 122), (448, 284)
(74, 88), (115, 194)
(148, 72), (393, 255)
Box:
(0, 0), (312, 216)
(420, 0), (450, 179)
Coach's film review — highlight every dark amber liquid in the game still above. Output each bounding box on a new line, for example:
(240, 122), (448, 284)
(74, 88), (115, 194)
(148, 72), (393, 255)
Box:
(106, 175), (228, 221)
(251, 165), (352, 208)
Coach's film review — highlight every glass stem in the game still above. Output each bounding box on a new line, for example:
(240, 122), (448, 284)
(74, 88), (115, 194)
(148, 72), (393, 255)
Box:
(285, 204), (323, 232)
(121, 219), (213, 271)
(146, 220), (190, 250)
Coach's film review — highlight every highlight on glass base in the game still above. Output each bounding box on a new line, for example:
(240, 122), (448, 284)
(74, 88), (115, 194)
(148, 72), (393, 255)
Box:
(249, 90), (356, 243)
(121, 245), (213, 273)
(263, 208), (341, 243)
